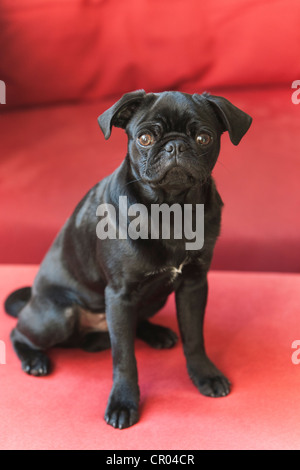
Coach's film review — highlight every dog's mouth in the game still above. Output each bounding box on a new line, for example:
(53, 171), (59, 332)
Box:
(158, 167), (195, 188)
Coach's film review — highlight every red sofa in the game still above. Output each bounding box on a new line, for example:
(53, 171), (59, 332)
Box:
(1, 0), (300, 450)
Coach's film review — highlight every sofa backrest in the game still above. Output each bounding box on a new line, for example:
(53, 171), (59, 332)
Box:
(1, 0), (300, 107)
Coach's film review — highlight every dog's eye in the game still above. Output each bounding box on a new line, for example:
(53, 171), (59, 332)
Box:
(196, 133), (212, 146)
(138, 134), (154, 147)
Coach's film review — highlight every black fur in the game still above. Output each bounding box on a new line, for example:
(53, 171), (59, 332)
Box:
(4, 90), (252, 429)
(5, 287), (31, 317)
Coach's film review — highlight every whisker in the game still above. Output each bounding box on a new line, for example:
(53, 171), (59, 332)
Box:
(123, 177), (143, 187)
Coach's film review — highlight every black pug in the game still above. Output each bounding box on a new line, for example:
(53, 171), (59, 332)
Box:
(4, 90), (252, 429)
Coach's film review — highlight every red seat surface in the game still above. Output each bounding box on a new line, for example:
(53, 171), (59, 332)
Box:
(1, 265), (300, 450)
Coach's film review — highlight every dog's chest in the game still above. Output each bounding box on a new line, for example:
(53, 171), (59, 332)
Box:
(144, 259), (187, 283)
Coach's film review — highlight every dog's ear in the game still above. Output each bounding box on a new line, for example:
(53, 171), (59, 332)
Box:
(193, 93), (252, 145)
(98, 90), (147, 139)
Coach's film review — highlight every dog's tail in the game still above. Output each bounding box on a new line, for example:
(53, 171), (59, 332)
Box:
(4, 287), (32, 318)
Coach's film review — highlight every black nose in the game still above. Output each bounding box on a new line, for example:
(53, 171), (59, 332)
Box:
(164, 140), (187, 156)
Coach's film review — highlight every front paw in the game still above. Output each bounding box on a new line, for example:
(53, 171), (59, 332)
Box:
(194, 375), (231, 397)
(105, 401), (139, 429)
(188, 360), (231, 397)
(105, 383), (139, 429)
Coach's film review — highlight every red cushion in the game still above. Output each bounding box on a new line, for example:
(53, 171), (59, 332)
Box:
(1, 0), (300, 107)
(1, 265), (299, 449)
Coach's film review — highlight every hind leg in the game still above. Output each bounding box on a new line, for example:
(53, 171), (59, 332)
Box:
(11, 295), (76, 376)
(136, 297), (178, 349)
(136, 320), (178, 349)
(82, 331), (111, 352)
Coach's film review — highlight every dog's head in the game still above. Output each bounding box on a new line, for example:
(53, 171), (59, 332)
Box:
(98, 90), (252, 191)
